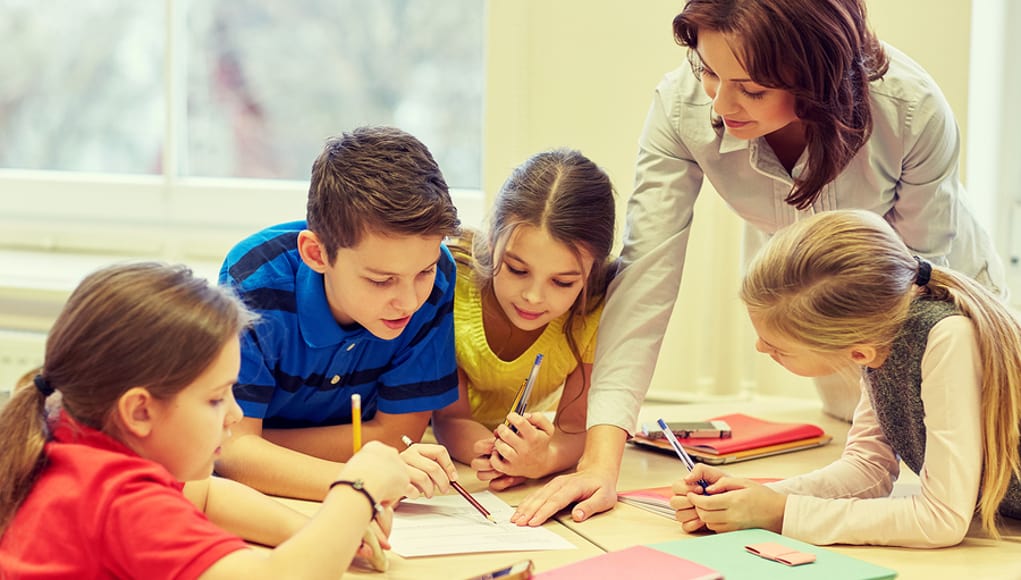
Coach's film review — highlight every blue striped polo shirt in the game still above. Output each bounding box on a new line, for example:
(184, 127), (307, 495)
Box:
(218, 220), (458, 428)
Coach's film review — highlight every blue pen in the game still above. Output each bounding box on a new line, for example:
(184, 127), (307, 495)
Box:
(656, 418), (710, 494)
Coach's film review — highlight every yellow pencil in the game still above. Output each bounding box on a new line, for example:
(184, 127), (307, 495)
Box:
(352, 393), (362, 453)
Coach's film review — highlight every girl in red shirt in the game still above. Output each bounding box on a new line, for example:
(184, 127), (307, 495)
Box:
(0, 262), (409, 579)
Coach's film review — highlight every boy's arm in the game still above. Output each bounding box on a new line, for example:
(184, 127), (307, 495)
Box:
(215, 416), (345, 500)
(183, 476), (309, 546)
(431, 369), (493, 464)
(262, 410), (431, 460)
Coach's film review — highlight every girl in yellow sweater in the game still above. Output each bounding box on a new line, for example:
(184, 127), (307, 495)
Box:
(433, 148), (617, 490)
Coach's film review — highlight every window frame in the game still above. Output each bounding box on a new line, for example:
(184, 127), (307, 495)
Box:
(0, 0), (485, 264)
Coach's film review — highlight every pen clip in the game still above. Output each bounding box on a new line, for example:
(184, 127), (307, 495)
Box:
(506, 354), (544, 426)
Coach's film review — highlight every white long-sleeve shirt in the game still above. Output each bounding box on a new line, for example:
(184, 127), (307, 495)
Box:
(587, 43), (1006, 433)
(767, 317), (982, 547)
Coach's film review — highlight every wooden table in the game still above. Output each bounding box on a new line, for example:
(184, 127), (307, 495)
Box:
(555, 397), (1021, 580)
(269, 396), (1021, 579)
(272, 488), (603, 580)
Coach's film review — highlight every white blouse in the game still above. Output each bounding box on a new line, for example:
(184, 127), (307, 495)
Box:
(587, 43), (1005, 434)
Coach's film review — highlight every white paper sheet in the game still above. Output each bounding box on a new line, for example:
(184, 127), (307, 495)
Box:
(388, 490), (576, 557)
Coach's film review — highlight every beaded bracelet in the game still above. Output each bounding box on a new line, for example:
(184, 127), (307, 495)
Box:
(328, 479), (383, 517)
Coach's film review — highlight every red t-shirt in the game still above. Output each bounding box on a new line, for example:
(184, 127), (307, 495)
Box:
(0, 413), (249, 579)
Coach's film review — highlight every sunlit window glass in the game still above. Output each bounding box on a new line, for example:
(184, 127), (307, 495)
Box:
(0, 1), (163, 174)
(186, 0), (484, 188)
(0, 0), (484, 188)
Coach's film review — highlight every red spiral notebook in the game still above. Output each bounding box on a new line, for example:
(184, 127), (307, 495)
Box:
(632, 413), (831, 464)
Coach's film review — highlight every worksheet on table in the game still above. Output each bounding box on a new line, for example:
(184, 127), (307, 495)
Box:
(388, 491), (576, 557)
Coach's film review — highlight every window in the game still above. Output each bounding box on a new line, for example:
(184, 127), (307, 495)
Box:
(967, 0), (1021, 302)
(0, 0), (485, 261)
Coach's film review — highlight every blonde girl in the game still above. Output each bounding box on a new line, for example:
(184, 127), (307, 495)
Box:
(673, 210), (1021, 547)
(433, 148), (616, 490)
(0, 262), (409, 578)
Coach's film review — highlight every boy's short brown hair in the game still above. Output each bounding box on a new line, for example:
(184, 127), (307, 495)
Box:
(306, 126), (461, 262)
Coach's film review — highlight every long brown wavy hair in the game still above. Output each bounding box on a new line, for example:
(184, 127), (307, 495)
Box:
(674, 0), (889, 209)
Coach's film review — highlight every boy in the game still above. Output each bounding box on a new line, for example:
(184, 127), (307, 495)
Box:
(216, 126), (462, 500)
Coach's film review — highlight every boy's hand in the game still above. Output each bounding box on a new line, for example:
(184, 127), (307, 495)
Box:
(489, 412), (555, 479)
(399, 442), (458, 498)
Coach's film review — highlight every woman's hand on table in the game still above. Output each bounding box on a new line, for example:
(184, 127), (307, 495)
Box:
(509, 464), (618, 527)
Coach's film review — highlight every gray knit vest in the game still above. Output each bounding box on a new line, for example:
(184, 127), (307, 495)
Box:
(865, 298), (1021, 520)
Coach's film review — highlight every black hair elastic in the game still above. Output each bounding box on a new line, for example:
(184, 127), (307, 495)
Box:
(913, 256), (932, 287)
(33, 374), (55, 397)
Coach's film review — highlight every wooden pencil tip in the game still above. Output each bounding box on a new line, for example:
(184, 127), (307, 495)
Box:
(486, 514), (497, 524)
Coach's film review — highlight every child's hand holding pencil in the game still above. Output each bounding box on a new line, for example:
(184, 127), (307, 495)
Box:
(398, 440), (460, 499)
(402, 436), (497, 524)
(488, 411), (556, 479)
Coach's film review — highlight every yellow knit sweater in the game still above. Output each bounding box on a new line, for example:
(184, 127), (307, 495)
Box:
(454, 261), (602, 429)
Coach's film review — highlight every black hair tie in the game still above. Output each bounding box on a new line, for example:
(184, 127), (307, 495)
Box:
(33, 374), (55, 397)
(913, 256), (932, 287)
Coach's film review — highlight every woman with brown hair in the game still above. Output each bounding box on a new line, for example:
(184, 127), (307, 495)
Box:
(513, 0), (1007, 528)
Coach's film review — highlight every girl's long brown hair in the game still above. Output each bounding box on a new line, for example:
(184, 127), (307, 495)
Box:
(0, 262), (254, 536)
(674, 0), (889, 209)
(455, 148), (617, 430)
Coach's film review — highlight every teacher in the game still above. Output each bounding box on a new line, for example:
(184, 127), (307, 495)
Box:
(511, 0), (1006, 527)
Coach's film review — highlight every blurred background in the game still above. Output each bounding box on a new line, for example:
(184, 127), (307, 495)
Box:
(1, 0), (1018, 402)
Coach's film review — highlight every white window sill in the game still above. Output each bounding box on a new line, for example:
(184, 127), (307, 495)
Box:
(0, 249), (221, 332)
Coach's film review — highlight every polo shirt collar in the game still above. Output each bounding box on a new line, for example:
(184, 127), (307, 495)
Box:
(52, 410), (135, 457)
(295, 263), (369, 349)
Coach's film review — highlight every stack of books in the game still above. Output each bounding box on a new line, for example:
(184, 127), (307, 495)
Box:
(631, 413), (831, 465)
